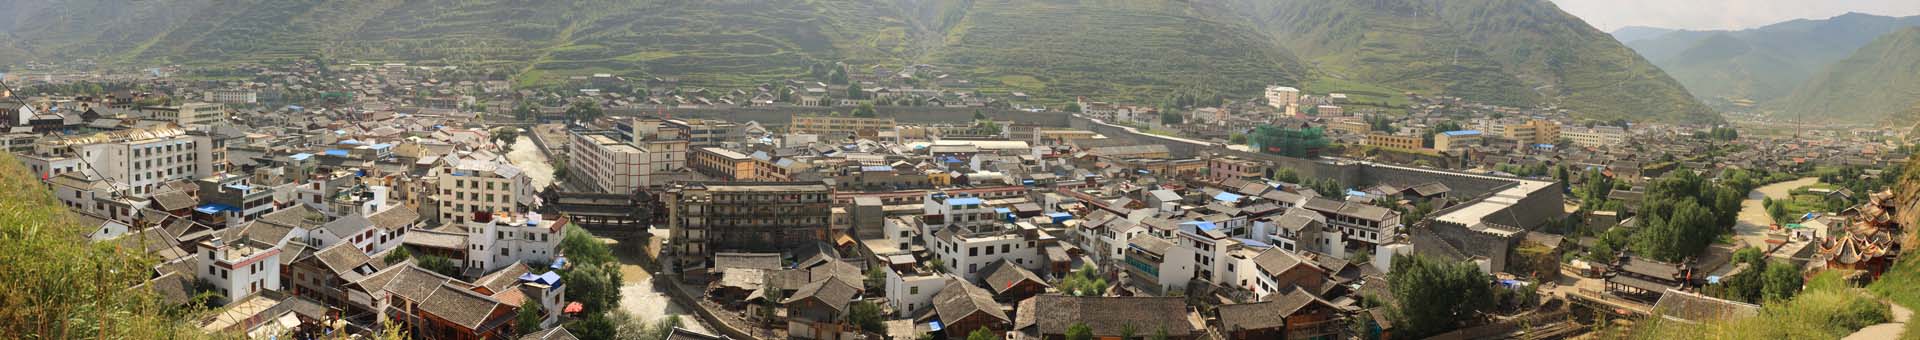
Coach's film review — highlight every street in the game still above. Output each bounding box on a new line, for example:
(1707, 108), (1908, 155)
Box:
(1731, 177), (1818, 249)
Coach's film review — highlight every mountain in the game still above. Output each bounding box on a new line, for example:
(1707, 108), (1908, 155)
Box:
(1611, 26), (1677, 43)
(0, 0), (1712, 122)
(1199, 0), (1714, 122)
(1623, 12), (1920, 108)
(1777, 27), (1920, 123)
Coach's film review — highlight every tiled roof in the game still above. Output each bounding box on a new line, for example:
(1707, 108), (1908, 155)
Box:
(931, 278), (1008, 325)
(1016, 295), (1191, 337)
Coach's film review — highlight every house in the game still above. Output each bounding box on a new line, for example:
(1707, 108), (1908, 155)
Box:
(1606, 255), (1691, 302)
(1214, 289), (1342, 340)
(1012, 295), (1197, 339)
(925, 278), (1011, 340)
(1247, 248), (1331, 300)
(978, 259), (1050, 302)
(784, 276), (863, 340)
(1651, 288), (1759, 324)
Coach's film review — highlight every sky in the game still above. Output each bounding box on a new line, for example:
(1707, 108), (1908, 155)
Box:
(1551, 0), (1920, 31)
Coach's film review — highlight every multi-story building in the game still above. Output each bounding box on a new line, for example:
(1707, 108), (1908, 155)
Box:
(20, 124), (198, 195)
(205, 89), (258, 105)
(187, 129), (235, 178)
(926, 221), (1050, 281)
(665, 182), (833, 270)
(1124, 235), (1196, 295)
(668, 119), (745, 147)
(1434, 130), (1483, 152)
(140, 102), (226, 127)
(567, 129), (649, 194)
(1562, 126), (1628, 148)
(1364, 133), (1424, 151)
(690, 147), (758, 181)
(1501, 119), (1560, 145)
(197, 173), (277, 226)
(1264, 86), (1300, 110)
(463, 212), (567, 275)
(1300, 197), (1401, 246)
(432, 156), (536, 223)
(1207, 156), (1265, 182)
(789, 115), (896, 139)
(195, 236), (283, 303)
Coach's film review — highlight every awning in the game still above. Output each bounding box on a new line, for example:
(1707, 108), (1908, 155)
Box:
(564, 302), (585, 314)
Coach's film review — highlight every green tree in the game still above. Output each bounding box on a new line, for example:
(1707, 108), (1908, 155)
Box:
(1229, 133), (1248, 145)
(853, 102), (877, 118)
(1160, 112), (1184, 125)
(968, 327), (1000, 340)
(564, 263), (623, 316)
(384, 245), (412, 264)
(850, 301), (888, 333)
(559, 227), (615, 266)
(516, 299), (546, 336)
(1150, 327), (1170, 340)
(848, 83), (865, 100)
(1760, 261), (1804, 302)
(865, 266), (887, 291)
(1065, 322), (1094, 340)
(973, 110), (987, 121)
(416, 255), (461, 278)
(565, 101), (604, 122)
(1065, 102), (1082, 113)
(1388, 254), (1494, 338)
(513, 101), (538, 121)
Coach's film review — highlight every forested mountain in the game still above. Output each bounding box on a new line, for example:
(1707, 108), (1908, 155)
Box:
(1777, 27), (1920, 123)
(1621, 12), (1920, 110)
(0, 0), (1712, 122)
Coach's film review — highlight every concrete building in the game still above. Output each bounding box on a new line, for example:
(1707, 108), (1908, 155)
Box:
(566, 129), (649, 194)
(1364, 133), (1423, 151)
(141, 102), (226, 127)
(1562, 126), (1628, 148)
(690, 147), (758, 181)
(1501, 119), (1560, 145)
(195, 236), (283, 303)
(790, 115), (896, 139)
(665, 182), (834, 271)
(205, 89), (258, 105)
(431, 156), (535, 223)
(1434, 130), (1483, 152)
(668, 118), (745, 147)
(463, 212), (567, 275)
(1264, 86), (1301, 110)
(19, 124), (198, 195)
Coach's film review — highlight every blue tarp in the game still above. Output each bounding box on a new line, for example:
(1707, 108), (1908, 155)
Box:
(225, 184), (252, 191)
(1213, 192), (1243, 202)
(1046, 212), (1074, 224)
(997, 208), (1015, 222)
(194, 203), (239, 214)
(552, 257), (568, 269)
(537, 271), (562, 286)
(1183, 220), (1218, 231)
(928, 320), (945, 332)
(1236, 238), (1273, 248)
(340, 139), (363, 145)
(1346, 189), (1368, 198)
(288, 153), (313, 161)
(1440, 130), (1482, 136)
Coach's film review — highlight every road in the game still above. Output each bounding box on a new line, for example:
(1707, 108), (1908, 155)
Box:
(505, 135), (556, 189)
(1731, 177), (1819, 249)
(613, 228), (710, 333)
(1843, 301), (1912, 340)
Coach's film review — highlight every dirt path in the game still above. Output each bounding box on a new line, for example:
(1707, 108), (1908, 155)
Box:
(1843, 301), (1912, 340)
(608, 229), (711, 333)
(1731, 177), (1819, 248)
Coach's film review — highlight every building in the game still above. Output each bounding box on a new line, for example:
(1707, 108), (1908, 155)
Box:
(462, 212), (567, 277)
(1249, 124), (1328, 159)
(1013, 295), (1196, 339)
(432, 156), (536, 223)
(1363, 133), (1423, 151)
(1264, 86), (1300, 110)
(195, 236), (283, 303)
(566, 130), (650, 194)
(1315, 105), (1343, 117)
(1501, 119), (1560, 145)
(790, 115), (896, 139)
(141, 102), (227, 127)
(1125, 236), (1196, 295)
(1300, 197), (1400, 246)
(1434, 130), (1483, 152)
(690, 147), (759, 181)
(665, 182), (834, 271)
(669, 119), (745, 147)
(1214, 289), (1341, 340)
(20, 124), (199, 195)
(1207, 156), (1265, 182)
(206, 89), (258, 105)
(1562, 126), (1627, 148)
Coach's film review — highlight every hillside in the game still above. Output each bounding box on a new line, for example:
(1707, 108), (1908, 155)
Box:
(1199, 0), (1715, 122)
(0, 0), (1713, 122)
(1777, 27), (1920, 123)
(1611, 26), (1677, 43)
(1623, 12), (1920, 109)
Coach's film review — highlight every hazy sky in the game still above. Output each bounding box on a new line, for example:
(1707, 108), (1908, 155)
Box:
(1551, 0), (1920, 31)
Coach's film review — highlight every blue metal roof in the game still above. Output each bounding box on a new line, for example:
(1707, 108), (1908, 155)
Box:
(194, 203), (240, 214)
(1213, 192), (1243, 202)
(861, 165), (895, 172)
(1236, 238), (1273, 248)
(324, 149), (349, 156)
(1182, 220), (1218, 231)
(1046, 212), (1074, 219)
(288, 153), (313, 161)
(946, 197), (983, 206)
(1441, 130), (1482, 136)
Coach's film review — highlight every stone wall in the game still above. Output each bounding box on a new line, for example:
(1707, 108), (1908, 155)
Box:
(608, 105), (1072, 127)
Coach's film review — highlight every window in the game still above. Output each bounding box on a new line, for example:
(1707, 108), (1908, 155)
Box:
(968, 263), (978, 273)
(985, 247), (995, 255)
(910, 287), (919, 295)
(1001, 244), (1010, 253)
(969, 247), (977, 257)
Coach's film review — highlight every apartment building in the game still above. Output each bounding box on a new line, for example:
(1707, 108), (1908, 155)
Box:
(1364, 133), (1423, 151)
(668, 118), (745, 147)
(1264, 86), (1300, 109)
(195, 236), (283, 303)
(463, 212), (567, 275)
(1562, 126), (1628, 148)
(432, 156), (535, 223)
(1501, 119), (1561, 145)
(141, 102), (227, 127)
(1207, 156), (1265, 182)
(664, 182), (834, 270)
(690, 147), (758, 181)
(1434, 130), (1483, 152)
(567, 130), (649, 194)
(1300, 197), (1401, 246)
(20, 124), (199, 195)
(790, 115), (896, 139)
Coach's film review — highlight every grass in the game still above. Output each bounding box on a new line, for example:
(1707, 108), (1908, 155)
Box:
(1871, 255), (1920, 340)
(1630, 271), (1890, 339)
(1303, 75), (1413, 110)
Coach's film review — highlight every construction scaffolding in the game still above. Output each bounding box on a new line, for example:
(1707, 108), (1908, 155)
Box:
(1249, 124), (1328, 158)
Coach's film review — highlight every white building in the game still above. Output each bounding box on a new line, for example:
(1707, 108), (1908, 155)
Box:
(1265, 86), (1300, 110)
(196, 236), (283, 303)
(205, 89), (258, 105)
(566, 128), (685, 194)
(883, 269), (950, 317)
(433, 155), (536, 223)
(464, 212), (567, 275)
(20, 124), (199, 195)
(1562, 126), (1628, 148)
(140, 102), (226, 127)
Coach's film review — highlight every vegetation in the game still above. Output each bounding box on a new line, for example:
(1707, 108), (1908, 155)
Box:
(516, 300), (546, 336)
(1624, 14), (1920, 112)
(1633, 271), (1888, 339)
(849, 301), (887, 334)
(555, 227), (624, 339)
(1064, 322), (1093, 340)
(1630, 170), (1744, 262)
(1057, 264), (1109, 297)
(0, 153), (212, 338)
(1386, 254), (1494, 338)
(416, 254), (462, 278)
(1703, 247), (1804, 303)
(968, 328), (998, 340)
(1781, 27), (1920, 123)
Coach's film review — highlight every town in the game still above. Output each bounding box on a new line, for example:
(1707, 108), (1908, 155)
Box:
(0, 55), (1912, 340)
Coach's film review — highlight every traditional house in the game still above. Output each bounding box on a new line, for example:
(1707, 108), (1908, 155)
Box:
(1214, 289), (1342, 340)
(1606, 255), (1691, 302)
(784, 276), (863, 340)
(978, 259), (1050, 303)
(925, 278), (1011, 339)
(1012, 295), (1197, 339)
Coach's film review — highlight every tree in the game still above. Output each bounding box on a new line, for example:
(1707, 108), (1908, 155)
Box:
(565, 101), (604, 122)
(1160, 112), (1184, 125)
(383, 245), (412, 264)
(567, 312), (618, 340)
(559, 227), (615, 266)
(1229, 133), (1248, 145)
(565, 263), (623, 316)
(1150, 327), (1170, 340)
(852, 102), (877, 118)
(416, 255), (461, 278)
(513, 101), (538, 121)
(1065, 322), (1094, 340)
(516, 300), (546, 336)
(968, 327), (1000, 340)
(847, 83), (865, 100)
(1760, 261), (1804, 302)
(865, 266), (887, 291)
(1388, 254), (1494, 338)
(1065, 102), (1082, 113)
(849, 301), (887, 334)
(973, 110), (987, 121)
(552, 158), (570, 181)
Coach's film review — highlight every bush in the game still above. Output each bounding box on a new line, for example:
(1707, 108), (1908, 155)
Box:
(1637, 271), (1888, 339)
